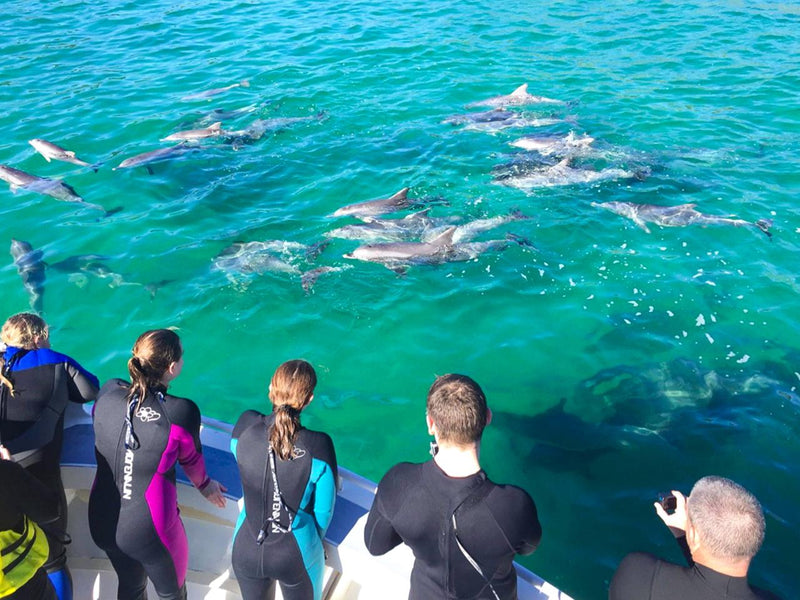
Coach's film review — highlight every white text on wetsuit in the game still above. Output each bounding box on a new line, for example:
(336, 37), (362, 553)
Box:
(271, 481), (282, 533)
(122, 449), (134, 500)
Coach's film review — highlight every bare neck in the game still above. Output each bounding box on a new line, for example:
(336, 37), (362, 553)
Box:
(433, 441), (481, 478)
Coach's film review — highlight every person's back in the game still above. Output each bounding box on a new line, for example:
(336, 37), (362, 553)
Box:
(231, 359), (337, 600)
(609, 476), (780, 600)
(364, 374), (541, 600)
(0, 313), (99, 600)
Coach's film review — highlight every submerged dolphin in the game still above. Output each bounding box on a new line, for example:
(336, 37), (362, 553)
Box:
(495, 157), (640, 189)
(181, 80), (250, 101)
(444, 108), (563, 133)
(10, 239), (46, 313)
(222, 112), (327, 146)
(114, 143), (193, 172)
(421, 210), (530, 243)
(510, 131), (594, 156)
(466, 84), (563, 108)
(330, 188), (412, 219)
(325, 209), (437, 242)
(0, 165), (107, 212)
(161, 122), (223, 142)
(592, 201), (773, 237)
(28, 139), (95, 169)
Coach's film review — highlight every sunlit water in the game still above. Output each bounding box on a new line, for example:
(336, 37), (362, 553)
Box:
(1, 1), (799, 597)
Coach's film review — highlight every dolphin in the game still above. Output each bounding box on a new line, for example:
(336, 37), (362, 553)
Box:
(161, 122), (223, 142)
(510, 131), (594, 156)
(343, 227), (457, 269)
(0, 165), (107, 212)
(213, 240), (328, 275)
(194, 103), (260, 125)
(114, 143), (193, 172)
(10, 239), (45, 313)
(591, 201), (773, 237)
(28, 138), (95, 169)
(180, 80), (250, 101)
(325, 209), (439, 242)
(495, 157), (641, 189)
(222, 112), (327, 146)
(421, 210), (530, 243)
(330, 188), (412, 219)
(443, 108), (564, 133)
(466, 84), (564, 108)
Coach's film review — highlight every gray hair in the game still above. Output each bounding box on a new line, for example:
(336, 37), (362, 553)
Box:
(688, 476), (765, 560)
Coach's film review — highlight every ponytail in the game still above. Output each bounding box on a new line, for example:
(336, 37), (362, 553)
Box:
(269, 405), (301, 460)
(267, 360), (316, 461)
(127, 329), (182, 408)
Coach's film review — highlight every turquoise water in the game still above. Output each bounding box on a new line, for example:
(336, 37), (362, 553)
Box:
(2, 0), (799, 597)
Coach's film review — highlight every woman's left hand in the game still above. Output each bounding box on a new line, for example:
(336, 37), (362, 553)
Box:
(200, 479), (228, 508)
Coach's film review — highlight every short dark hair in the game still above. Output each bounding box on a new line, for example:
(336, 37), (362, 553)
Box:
(426, 374), (488, 445)
(688, 476), (765, 560)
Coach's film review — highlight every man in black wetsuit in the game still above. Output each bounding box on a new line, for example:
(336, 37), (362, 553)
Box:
(364, 374), (542, 600)
(609, 475), (780, 600)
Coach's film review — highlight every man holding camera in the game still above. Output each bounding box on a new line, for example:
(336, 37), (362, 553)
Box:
(609, 475), (779, 599)
(364, 373), (542, 600)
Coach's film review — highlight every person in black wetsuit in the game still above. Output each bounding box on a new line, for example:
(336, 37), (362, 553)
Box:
(0, 313), (99, 600)
(231, 359), (338, 600)
(364, 373), (542, 600)
(609, 475), (780, 600)
(88, 329), (227, 600)
(0, 453), (60, 599)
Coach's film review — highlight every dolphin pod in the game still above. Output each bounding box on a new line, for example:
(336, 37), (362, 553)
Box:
(591, 201), (773, 238)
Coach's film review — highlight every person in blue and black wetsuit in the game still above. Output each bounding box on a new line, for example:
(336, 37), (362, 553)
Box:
(89, 329), (227, 600)
(231, 359), (338, 600)
(0, 313), (99, 600)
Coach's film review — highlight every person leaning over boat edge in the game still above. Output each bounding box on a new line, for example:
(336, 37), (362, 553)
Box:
(0, 453), (61, 599)
(609, 475), (781, 600)
(230, 359), (338, 600)
(364, 373), (542, 600)
(0, 313), (99, 600)
(88, 329), (226, 600)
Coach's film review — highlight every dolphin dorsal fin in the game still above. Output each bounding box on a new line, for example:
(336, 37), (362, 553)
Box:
(556, 157), (571, 168)
(429, 226), (456, 246)
(389, 187), (409, 202)
(404, 208), (431, 220)
(511, 84), (528, 96)
(210, 122), (222, 131)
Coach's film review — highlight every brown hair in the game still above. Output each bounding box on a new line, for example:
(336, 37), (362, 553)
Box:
(0, 313), (49, 394)
(268, 359), (316, 460)
(127, 329), (182, 407)
(426, 374), (488, 446)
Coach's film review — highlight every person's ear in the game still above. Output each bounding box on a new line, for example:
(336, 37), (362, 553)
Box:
(426, 412), (436, 436)
(486, 408), (493, 427)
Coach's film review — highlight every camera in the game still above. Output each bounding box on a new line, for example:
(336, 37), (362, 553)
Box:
(658, 492), (677, 512)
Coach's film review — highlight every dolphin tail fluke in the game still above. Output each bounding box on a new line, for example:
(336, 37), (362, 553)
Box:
(102, 206), (124, 218)
(506, 233), (535, 249)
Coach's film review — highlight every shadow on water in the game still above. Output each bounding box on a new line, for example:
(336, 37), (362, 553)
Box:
(493, 357), (799, 480)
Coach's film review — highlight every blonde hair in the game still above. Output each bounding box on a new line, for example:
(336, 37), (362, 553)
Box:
(268, 360), (316, 460)
(0, 313), (49, 394)
(127, 329), (182, 407)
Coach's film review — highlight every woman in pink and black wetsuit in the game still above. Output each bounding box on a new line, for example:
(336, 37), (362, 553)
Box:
(88, 329), (227, 600)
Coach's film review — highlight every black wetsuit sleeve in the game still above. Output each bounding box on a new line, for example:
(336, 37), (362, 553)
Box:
(364, 467), (405, 555)
(608, 552), (659, 600)
(64, 356), (100, 403)
(0, 460), (60, 528)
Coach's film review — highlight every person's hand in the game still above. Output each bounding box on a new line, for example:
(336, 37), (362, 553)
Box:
(0, 445), (11, 461)
(654, 489), (688, 538)
(200, 479), (227, 508)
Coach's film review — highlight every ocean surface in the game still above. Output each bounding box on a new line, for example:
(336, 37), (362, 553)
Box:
(2, 1), (799, 597)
